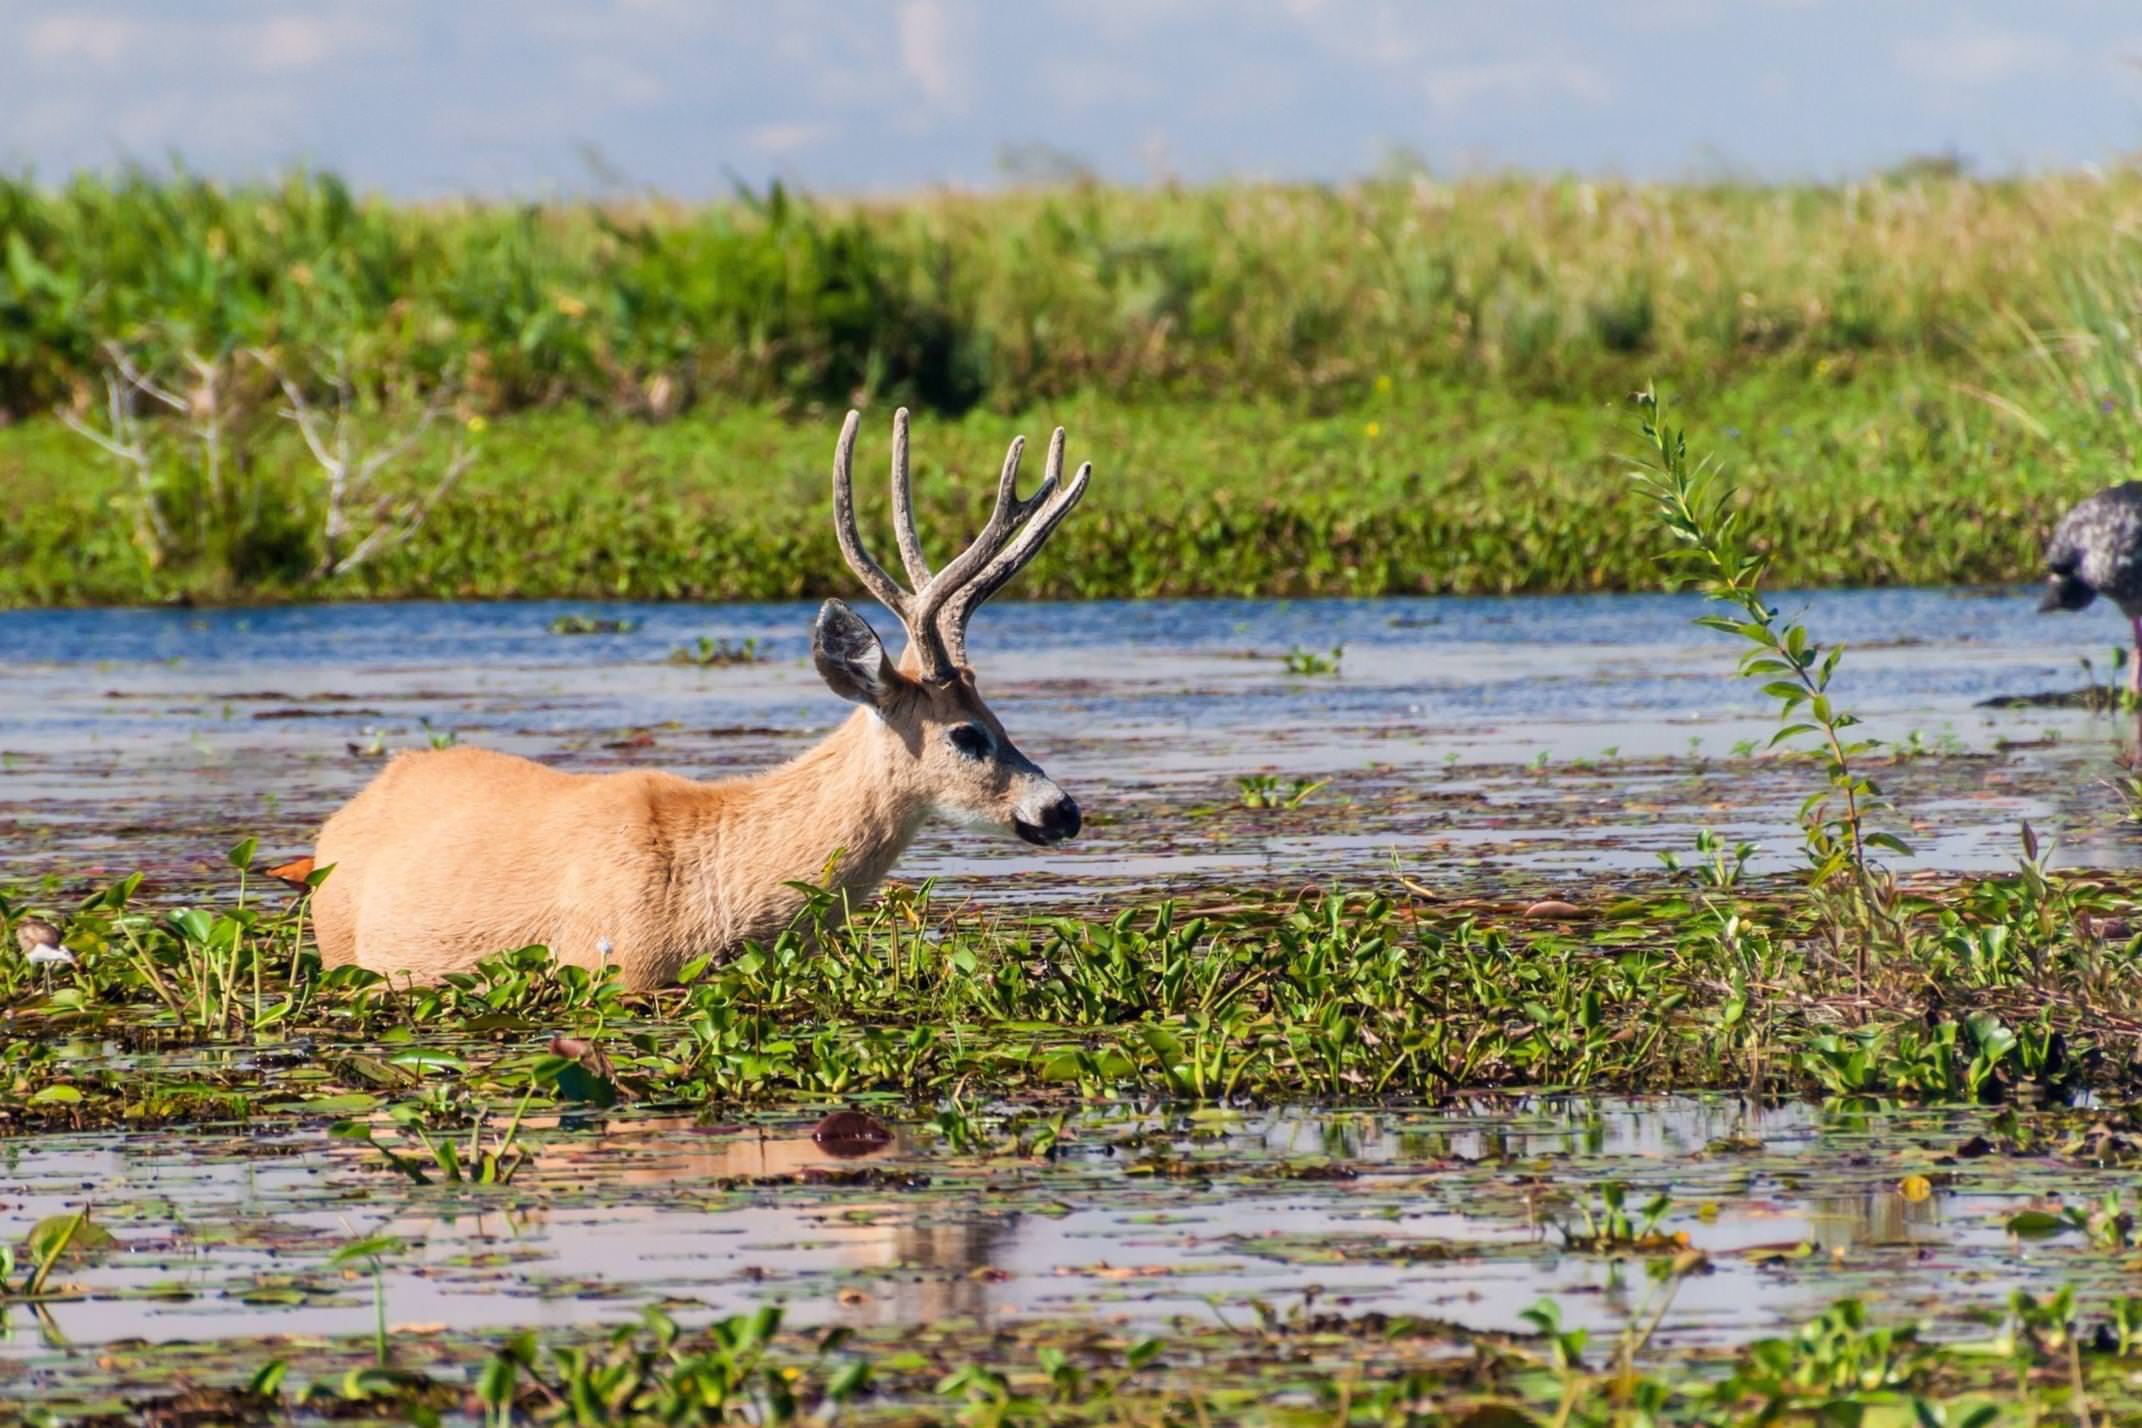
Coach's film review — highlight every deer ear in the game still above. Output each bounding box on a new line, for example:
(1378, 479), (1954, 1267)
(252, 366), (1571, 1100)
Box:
(813, 599), (898, 707)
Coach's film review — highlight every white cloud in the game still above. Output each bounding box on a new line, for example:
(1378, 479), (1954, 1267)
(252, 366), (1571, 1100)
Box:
(896, 0), (966, 109)
(249, 15), (381, 72)
(25, 13), (143, 65)
(1419, 57), (1614, 113)
(1896, 24), (2064, 86)
(746, 120), (835, 155)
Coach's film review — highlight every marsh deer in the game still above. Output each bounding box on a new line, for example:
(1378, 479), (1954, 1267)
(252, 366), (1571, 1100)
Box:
(312, 408), (1091, 988)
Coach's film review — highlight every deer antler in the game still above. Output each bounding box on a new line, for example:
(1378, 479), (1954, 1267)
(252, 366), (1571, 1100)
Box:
(938, 424), (1089, 667)
(830, 408), (1091, 682)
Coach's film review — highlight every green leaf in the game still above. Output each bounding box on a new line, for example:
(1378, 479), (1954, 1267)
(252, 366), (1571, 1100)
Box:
(279, 1093), (380, 1116)
(25, 1210), (113, 1264)
(535, 1056), (620, 1107)
(385, 1049), (466, 1075)
(477, 1355), (518, 1407)
(239, 1284), (310, 1306)
(2006, 1209), (2068, 1238)
(328, 1235), (402, 1266)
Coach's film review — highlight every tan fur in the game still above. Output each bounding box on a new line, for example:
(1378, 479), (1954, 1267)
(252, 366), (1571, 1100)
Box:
(314, 657), (1066, 989)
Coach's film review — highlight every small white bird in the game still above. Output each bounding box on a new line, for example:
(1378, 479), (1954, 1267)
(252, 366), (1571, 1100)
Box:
(15, 917), (73, 968)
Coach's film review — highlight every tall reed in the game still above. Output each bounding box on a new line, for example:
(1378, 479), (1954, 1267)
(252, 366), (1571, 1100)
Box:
(10, 167), (2142, 418)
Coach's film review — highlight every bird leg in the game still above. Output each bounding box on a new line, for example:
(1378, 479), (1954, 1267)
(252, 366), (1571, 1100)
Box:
(2130, 615), (2142, 699)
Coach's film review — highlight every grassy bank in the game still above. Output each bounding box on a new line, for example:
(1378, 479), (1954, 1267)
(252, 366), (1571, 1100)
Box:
(9, 168), (2142, 417)
(0, 359), (2125, 606)
(11, 168), (2142, 605)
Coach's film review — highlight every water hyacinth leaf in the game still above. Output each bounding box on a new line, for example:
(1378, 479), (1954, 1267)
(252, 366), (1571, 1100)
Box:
(239, 1284), (310, 1306)
(385, 1048), (466, 1075)
(26, 1211), (113, 1263)
(276, 1096), (381, 1113)
(826, 1358), (871, 1399)
(339, 1055), (418, 1087)
(2006, 1209), (2067, 1238)
(476, 1355), (516, 1408)
(534, 1052), (620, 1106)
(329, 1235), (402, 1266)
(333, 1366), (432, 1400)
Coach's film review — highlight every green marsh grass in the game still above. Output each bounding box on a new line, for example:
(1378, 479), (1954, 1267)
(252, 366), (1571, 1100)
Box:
(0, 359), (2118, 605)
(10, 167), (2142, 418)
(11, 167), (2142, 603)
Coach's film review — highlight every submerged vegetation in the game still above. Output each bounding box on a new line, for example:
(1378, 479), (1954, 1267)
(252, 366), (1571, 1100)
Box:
(6, 844), (2142, 1125)
(10, 168), (2142, 603)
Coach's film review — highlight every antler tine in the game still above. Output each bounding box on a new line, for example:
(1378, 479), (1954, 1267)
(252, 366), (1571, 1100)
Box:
(831, 412), (1088, 682)
(900, 430), (1046, 662)
(939, 428), (1089, 668)
(831, 409), (957, 679)
(830, 410), (908, 615)
(888, 407), (932, 589)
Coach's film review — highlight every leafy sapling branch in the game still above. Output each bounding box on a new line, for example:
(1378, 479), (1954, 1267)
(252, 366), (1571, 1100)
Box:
(1631, 387), (1906, 980)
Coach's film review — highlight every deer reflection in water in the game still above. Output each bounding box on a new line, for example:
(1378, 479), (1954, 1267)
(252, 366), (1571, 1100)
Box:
(347, 1112), (1016, 1327)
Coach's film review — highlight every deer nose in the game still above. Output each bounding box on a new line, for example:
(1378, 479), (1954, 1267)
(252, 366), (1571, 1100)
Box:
(1015, 793), (1081, 846)
(1042, 795), (1081, 842)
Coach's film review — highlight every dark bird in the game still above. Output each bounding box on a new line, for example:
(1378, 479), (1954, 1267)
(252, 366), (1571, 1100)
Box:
(2042, 481), (2142, 696)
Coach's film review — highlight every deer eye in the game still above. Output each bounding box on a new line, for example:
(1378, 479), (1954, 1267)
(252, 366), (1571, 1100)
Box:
(947, 724), (993, 759)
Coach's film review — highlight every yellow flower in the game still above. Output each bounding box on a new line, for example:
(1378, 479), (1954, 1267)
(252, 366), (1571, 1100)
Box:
(1363, 421), (1381, 439)
(466, 415), (488, 433)
(1373, 374), (1393, 395)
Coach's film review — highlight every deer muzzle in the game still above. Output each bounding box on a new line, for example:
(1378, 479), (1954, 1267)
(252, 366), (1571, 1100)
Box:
(1013, 788), (1082, 846)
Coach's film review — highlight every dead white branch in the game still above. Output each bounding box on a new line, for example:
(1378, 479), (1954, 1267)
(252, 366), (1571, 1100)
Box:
(327, 441), (473, 577)
(254, 349), (471, 579)
(53, 340), (247, 566)
(54, 352), (177, 558)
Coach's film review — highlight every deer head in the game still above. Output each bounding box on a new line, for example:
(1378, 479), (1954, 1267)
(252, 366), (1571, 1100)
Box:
(814, 408), (1089, 847)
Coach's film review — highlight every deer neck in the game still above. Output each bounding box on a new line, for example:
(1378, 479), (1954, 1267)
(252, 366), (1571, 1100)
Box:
(676, 708), (931, 932)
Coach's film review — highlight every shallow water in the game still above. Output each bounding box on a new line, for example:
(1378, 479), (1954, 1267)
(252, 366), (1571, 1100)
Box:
(8, 590), (2142, 1406)
(0, 1094), (2110, 1364)
(3, 587), (2140, 903)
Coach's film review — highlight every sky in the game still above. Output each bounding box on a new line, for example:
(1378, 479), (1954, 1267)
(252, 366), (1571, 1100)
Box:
(4, 1), (2142, 196)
